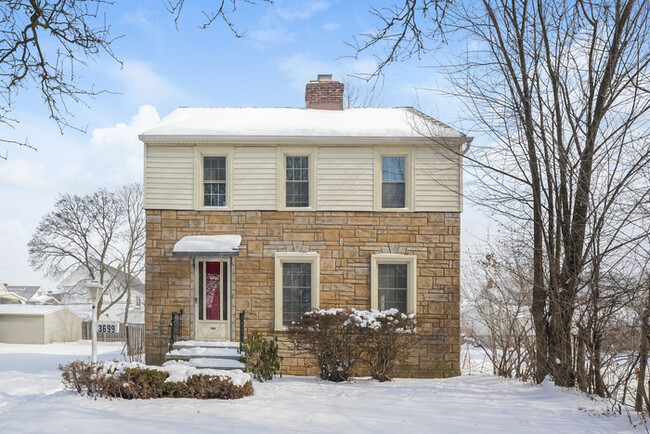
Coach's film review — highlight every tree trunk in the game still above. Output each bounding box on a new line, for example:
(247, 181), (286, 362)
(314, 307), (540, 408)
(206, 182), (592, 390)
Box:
(576, 326), (588, 392)
(636, 285), (650, 412)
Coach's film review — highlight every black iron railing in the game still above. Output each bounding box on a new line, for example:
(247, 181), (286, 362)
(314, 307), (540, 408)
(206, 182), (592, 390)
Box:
(169, 308), (183, 352)
(239, 310), (245, 352)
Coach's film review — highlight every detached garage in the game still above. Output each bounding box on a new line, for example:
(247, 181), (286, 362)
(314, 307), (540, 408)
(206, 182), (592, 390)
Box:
(0, 305), (83, 344)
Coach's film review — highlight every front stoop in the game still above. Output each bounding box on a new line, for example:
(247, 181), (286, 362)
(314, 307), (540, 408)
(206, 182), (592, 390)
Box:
(165, 341), (245, 370)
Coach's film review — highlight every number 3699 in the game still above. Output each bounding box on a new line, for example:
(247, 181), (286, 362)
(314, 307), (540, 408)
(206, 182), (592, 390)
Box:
(97, 324), (116, 333)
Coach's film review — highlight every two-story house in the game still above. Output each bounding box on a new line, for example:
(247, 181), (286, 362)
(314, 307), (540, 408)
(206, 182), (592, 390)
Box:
(140, 75), (471, 378)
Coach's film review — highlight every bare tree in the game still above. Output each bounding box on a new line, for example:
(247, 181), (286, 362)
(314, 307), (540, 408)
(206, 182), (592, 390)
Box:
(463, 243), (536, 381)
(356, 0), (650, 389)
(342, 75), (384, 108)
(164, 0), (273, 33)
(0, 0), (119, 157)
(0, 1), (270, 159)
(28, 184), (145, 318)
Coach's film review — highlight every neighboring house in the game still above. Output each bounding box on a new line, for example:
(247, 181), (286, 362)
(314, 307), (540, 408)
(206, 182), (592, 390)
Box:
(140, 75), (471, 378)
(4, 285), (60, 305)
(55, 257), (144, 308)
(0, 282), (26, 304)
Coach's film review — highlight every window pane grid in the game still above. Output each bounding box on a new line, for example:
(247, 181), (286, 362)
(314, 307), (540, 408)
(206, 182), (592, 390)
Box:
(282, 262), (312, 326)
(378, 263), (408, 312)
(203, 157), (226, 206)
(381, 156), (406, 208)
(286, 156), (309, 207)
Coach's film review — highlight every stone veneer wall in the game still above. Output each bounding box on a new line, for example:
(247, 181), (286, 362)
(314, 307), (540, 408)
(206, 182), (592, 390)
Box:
(145, 210), (460, 378)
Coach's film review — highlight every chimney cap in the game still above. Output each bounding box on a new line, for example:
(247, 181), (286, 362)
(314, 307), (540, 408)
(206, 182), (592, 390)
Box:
(316, 74), (332, 82)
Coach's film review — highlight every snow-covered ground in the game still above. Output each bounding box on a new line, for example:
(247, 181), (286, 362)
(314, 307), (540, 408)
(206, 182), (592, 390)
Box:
(0, 341), (639, 433)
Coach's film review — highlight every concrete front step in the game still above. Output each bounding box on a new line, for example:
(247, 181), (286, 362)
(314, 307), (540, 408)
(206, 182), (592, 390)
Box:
(173, 340), (240, 350)
(166, 340), (245, 371)
(168, 347), (241, 360)
(167, 358), (246, 370)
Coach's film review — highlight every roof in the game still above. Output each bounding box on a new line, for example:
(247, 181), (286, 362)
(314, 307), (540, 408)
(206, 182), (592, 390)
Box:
(0, 304), (81, 317)
(57, 258), (144, 297)
(5, 286), (41, 300)
(139, 107), (467, 142)
(173, 235), (242, 257)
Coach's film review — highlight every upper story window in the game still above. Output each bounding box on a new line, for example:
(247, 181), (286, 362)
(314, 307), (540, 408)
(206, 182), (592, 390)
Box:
(286, 156), (309, 207)
(382, 156), (406, 208)
(203, 156), (226, 207)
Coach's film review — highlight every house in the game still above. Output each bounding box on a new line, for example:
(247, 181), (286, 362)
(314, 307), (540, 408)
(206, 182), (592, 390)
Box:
(140, 75), (470, 378)
(55, 258), (144, 308)
(4, 285), (60, 305)
(0, 304), (82, 344)
(0, 282), (25, 304)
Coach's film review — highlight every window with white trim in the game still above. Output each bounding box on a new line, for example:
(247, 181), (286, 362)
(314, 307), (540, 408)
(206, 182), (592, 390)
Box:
(275, 252), (320, 330)
(285, 156), (309, 207)
(203, 156), (227, 207)
(381, 156), (406, 208)
(371, 254), (417, 314)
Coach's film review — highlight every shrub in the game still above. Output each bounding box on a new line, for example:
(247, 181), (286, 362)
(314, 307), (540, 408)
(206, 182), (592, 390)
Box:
(240, 332), (282, 382)
(59, 360), (254, 400)
(349, 309), (418, 382)
(288, 309), (362, 382)
(288, 308), (418, 382)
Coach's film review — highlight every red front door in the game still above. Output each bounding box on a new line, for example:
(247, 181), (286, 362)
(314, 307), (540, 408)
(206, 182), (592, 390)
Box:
(196, 260), (229, 341)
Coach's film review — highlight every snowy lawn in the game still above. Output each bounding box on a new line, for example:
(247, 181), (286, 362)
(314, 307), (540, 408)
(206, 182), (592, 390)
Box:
(0, 341), (638, 433)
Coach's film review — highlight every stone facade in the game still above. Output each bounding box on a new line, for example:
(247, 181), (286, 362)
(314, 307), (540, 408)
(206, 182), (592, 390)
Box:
(145, 209), (460, 378)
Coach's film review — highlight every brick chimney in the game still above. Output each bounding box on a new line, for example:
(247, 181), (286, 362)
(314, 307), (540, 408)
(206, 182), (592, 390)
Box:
(305, 74), (344, 110)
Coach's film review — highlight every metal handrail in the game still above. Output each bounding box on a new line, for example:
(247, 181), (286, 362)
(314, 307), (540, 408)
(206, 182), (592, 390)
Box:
(239, 310), (245, 352)
(169, 308), (183, 352)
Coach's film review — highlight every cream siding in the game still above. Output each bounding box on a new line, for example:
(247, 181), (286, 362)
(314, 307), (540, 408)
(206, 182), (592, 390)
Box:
(414, 145), (462, 212)
(233, 147), (278, 210)
(144, 145), (194, 210)
(317, 147), (374, 210)
(143, 144), (462, 212)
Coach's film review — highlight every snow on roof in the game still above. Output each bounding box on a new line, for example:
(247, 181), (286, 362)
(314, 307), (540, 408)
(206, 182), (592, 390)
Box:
(173, 235), (242, 257)
(140, 107), (465, 141)
(0, 304), (81, 317)
(5, 286), (42, 300)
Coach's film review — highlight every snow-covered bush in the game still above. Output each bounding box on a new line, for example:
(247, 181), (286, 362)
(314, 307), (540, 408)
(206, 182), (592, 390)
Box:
(240, 332), (282, 382)
(288, 308), (362, 382)
(59, 360), (254, 399)
(288, 308), (418, 382)
(348, 309), (417, 382)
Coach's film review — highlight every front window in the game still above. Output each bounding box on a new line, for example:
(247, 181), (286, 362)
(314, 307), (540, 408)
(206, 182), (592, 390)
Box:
(282, 262), (312, 326)
(203, 156), (226, 207)
(381, 156), (405, 208)
(274, 252), (320, 330)
(377, 263), (408, 312)
(286, 156), (309, 207)
(371, 254), (417, 314)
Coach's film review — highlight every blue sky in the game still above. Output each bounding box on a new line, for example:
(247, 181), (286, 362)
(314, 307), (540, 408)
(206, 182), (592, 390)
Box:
(0, 0), (485, 287)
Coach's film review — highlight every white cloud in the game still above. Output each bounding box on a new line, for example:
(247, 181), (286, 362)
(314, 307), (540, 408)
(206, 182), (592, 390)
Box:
(250, 1), (329, 48)
(276, 1), (329, 20)
(0, 159), (50, 189)
(0, 219), (40, 285)
(250, 26), (295, 46)
(106, 60), (188, 106)
(322, 22), (340, 32)
(277, 53), (378, 89)
(87, 104), (160, 185)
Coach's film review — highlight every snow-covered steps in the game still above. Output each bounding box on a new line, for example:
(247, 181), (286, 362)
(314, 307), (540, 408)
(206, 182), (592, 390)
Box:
(165, 341), (245, 371)
(167, 358), (246, 370)
(173, 340), (240, 350)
